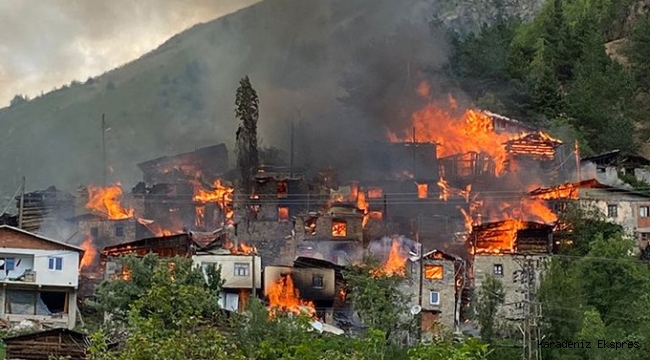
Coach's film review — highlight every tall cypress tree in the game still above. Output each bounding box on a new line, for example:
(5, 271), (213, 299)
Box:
(235, 76), (259, 193)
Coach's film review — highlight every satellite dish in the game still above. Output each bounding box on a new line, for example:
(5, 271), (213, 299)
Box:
(310, 321), (324, 333)
(410, 305), (422, 316)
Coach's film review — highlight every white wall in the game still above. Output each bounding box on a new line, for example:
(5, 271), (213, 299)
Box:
(0, 248), (79, 287)
(193, 254), (261, 289)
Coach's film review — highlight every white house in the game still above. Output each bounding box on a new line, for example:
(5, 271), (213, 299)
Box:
(0, 225), (84, 329)
(192, 253), (262, 312)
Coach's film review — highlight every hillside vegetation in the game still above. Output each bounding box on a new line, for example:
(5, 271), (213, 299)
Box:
(0, 0), (440, 198)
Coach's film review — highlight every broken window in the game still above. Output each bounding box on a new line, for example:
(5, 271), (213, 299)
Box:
(493, 264), (503, 276)
(278, 206), (289, 222)
(5, 290), (52, 315)
(640, 206), (649, 218)
(553, 201), (567, 212)
(368, 188), (383, 199)
(234, 263), (250, 277)
(277, 181), (288, 199)
(429, 291), (440, 305)
(90, 227), (99, 239)
(115, 225), (124, 237)
(416, 183), (428, 199)
(607, 204), (618, 218)
(424, 264), (443, 280)
(312, 275), (324, 289)
(39, 291), (67, 314)
(331, 220), (347, 237)
(48, 257), (63, 271)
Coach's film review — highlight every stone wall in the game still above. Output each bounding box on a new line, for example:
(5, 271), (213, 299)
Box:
(433, 0), (546, 34)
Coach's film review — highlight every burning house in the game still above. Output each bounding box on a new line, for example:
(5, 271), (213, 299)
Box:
(134, 144), (232, 235)
(235, 166), (308, 267)
(528, 179), (650, 250)
(264, 264), (336, 322)
(471, 221), (553, 320)
(297, 202), (365, 266)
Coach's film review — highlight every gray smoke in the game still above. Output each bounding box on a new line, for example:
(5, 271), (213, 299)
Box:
(367, 235), (419, 261)
(0, 0), (259, 106)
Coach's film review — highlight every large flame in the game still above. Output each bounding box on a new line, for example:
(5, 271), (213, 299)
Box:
(472, 219), (527, 254)
(266, 273), (316, 318)
(371, 238), (408, 277)
(388, 96), (513, 175)
(79, 235), (97, 270)
(192, 179), (234, 225)
(86, 184), (134, 220)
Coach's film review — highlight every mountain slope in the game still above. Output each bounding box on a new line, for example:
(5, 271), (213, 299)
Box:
(0, 0), (445, 200)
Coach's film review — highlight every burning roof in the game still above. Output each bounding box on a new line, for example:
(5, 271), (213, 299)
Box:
(471, 220), (553, 255)
(505, 132), (563, 161)
(528, 179), (608, 200)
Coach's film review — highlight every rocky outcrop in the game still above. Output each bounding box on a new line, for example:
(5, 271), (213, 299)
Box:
(433, 0), (546, 34)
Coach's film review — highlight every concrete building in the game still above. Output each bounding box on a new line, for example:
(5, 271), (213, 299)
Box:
(403, 249), (464, 338)
(192, 252), (262, 312)
(0, 225), (83, 329)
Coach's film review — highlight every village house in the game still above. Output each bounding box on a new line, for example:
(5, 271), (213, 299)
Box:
(192, 251), (262, 312)
(528, 179), (650, 249)
(264, 263), (338, 323)
(403, 249), (465, 338)
(471, 221), (553, 322)
(101, 231), (222, 279)
(235, 166), (308, 267)
(3, 328), (91, 360)
(580, 150), (650, 185)
(0, 225), (84, 330)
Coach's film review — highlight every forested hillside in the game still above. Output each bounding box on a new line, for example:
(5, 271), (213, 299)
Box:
(447, 0), (650, 156)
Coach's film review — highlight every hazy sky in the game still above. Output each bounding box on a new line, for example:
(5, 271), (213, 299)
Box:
(0, 0), (259, 107)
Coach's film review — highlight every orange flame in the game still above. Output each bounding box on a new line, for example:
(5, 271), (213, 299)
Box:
(137, 218), (178, 237)
(416, 183), (428, 199)
(86, 184), (134, 220)
(371, 238), (407, 277)
(332, 220), (347, 237)
(192, 180), (234, 225)
(266, 273), (316, 318)
(79, 235), (97, 270)
(473, 219), (526, 254)
(223, 240), (257, 255)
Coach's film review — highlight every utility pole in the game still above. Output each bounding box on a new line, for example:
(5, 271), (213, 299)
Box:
(17, 177), (25, 229)
(517, 256), (542, 360)
(101, 114), (107, 186)
(290, 121), (295, 178)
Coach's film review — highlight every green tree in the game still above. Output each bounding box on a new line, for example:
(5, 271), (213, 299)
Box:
(344, 265), (414, 343)
(235, 75), (260, 193)
(577, 308), (607, 360)
(537, 258), (584, 360)
(628, 13), (650, 91)
(528, 38), (564, 117)
(93, 254), (223, 323)
(476, 276), (505, 343)
(89, 260), (238, 360)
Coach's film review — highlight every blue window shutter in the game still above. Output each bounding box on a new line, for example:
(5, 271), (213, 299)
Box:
(48, 258), (54, 270)
(56, 258), (63, 270)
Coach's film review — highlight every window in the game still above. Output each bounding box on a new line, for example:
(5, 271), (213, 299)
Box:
(331, 220), (347, 237)
(553, 202), (567, 212)
(234, 263), (249, 277)
(312, 275), (324, 289)
(115, 225), (124, 237)
(640, 206), (649, 218)
(416, 183), (428, 199)
(90, 227), (98, 239)
(493, 264), (503, 276)
(277, 181), (288, 199)
(278, 206), (289, 222)
(368, 188), (383, 199)
(48, 257), (63, 271)
(640, 232), (650, 242)
(424, 264), (443, 280)
(607, 204), (618, 218)
(429, 291), (440, 305)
